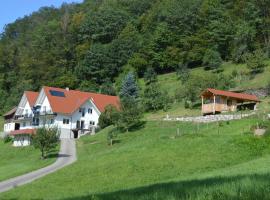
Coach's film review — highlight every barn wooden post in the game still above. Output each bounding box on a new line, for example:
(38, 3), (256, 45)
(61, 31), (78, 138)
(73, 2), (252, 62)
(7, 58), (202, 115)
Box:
(201, 96), (204, 115)
(213, 95), (216, 114)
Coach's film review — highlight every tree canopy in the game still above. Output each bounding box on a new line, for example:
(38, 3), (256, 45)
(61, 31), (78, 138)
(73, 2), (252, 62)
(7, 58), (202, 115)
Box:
(0, 0), (269, 113)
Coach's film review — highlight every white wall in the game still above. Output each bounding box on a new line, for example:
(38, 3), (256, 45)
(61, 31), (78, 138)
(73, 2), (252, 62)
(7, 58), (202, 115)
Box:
(4, 122), (15, 132)
(22, 101), (33, 116)
(20, 121), (33, 130)
(39, 96), (52, 113)
(54, 100), (100, 138)
(13, 135), (31, 147)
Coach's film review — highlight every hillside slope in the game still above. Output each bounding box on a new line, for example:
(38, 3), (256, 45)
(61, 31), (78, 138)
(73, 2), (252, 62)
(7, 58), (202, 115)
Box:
(2, 118), (270, 199)
(0, 0), (269, 113)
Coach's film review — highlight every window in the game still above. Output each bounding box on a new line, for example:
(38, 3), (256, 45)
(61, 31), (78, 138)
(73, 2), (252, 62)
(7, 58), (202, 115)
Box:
(50, 119), (54, 124)
(22, 122), (26, 127)
(63, 118), (70, 124)
(88, 108), (93, 114)
(80, 108), (85, 117)
(216, 96), (221, 103)
(90, 121), (95, 126)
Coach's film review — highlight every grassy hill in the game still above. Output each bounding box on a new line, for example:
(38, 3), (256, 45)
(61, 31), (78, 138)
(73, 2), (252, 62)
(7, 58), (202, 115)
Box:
(1, 61), (270, 198)
(140, 60), (270, 96)
(0, 141), (57, 182)
(143, 60), (270, 120)
(2, 117), (270, 199)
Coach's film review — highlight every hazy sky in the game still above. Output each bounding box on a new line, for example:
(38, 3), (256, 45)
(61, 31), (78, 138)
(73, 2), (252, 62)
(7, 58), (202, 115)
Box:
(0, 0), (83, 32)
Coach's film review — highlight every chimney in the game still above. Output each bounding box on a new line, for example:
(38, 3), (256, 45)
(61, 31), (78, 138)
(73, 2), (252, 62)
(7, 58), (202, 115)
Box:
(66, 87), (69, 91)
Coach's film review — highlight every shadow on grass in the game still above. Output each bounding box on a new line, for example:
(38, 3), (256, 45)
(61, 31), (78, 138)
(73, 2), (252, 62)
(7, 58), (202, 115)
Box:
(45, 148), (60, 159)
(129, 121), (146, 132)
(62, 173), (270, 200)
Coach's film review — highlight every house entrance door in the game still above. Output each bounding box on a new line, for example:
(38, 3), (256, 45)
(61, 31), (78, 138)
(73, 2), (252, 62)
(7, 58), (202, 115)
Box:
(80, 121), (85, 129)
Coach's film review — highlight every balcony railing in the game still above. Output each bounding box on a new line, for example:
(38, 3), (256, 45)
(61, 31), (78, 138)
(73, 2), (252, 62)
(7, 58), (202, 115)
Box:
(37, 110), (54, 116)
(14, 114), (33, 120)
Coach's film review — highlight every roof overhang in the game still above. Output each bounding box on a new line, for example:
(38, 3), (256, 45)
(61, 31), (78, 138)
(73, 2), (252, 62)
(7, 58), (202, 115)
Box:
(10, 129), (35, 136)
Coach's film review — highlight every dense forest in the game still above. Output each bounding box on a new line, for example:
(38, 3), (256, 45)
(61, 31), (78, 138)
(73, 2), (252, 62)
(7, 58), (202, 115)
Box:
(0, 0), (269, 113)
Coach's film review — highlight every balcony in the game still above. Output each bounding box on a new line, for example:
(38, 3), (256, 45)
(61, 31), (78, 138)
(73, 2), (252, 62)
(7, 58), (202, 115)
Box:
(37, 110), (55, 116)
(14, 114), (33, 121)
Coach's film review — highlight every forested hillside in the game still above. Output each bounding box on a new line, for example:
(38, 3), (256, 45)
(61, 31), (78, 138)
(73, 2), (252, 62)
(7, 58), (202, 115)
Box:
(0, 0), (269, 113)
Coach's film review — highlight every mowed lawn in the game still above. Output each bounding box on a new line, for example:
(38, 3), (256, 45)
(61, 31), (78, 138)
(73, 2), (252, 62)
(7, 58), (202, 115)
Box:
(0, 140), (57, 182)
(2, 118), (270, 199)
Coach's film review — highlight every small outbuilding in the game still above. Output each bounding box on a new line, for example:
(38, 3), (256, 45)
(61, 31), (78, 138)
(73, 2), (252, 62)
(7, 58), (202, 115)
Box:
(9, 129), (35, 147)
(201, 88), (260, 115)
(3, 107), (17, 133)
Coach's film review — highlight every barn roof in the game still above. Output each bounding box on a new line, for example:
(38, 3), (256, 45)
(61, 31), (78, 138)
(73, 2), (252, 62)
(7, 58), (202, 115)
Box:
(202, 88), (260, 102)
(3, 107), (17, 117)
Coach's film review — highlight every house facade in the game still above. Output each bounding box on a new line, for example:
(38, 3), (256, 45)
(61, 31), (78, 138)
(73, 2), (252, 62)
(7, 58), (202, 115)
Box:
(201, 88), (260, 115)
(6, 86), (120, 146)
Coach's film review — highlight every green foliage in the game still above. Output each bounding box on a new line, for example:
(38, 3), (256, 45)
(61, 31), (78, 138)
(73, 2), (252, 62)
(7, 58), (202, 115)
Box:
(119, 72), (139, 100)
(3, 135), (12, 143)
(143, 82), (171, 111)
(117, 98), (143, 132)
(245, 50), (267, 74)
(179, 72), (235, 107)
(203, 49), (222, 70)
(98, 105), (119, 129)
(143, 67), (157, 85)
(176, 63), (190, 83)
(32, 127), (60, 159)
(100, 80), (116, 95)
(80, 6), (130, 43)
(0, 0), (269, 113)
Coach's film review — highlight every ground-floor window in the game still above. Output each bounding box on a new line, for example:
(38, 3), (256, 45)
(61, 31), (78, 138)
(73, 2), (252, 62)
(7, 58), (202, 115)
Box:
(63, 118), (70, 124)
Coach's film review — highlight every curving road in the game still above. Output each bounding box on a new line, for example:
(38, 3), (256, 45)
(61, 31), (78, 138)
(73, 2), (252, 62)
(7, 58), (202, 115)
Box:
(0, 139), (76, 193)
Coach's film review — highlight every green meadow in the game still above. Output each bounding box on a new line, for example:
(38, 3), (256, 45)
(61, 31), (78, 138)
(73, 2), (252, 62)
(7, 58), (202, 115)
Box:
(2, 118), (270, 199)
(0, 141), (57, 182)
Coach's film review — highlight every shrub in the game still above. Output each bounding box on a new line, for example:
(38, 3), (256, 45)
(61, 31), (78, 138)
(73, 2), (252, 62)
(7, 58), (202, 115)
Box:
(143, 82), (171, 112)
(176, 62), (190, 83)
(175, 86), (186, 102)
(245, 49), (266, 74)
(203, 49), (222, 70)
(32, 127), (60, 159)
(3, 135), (12, 143)
(98, 105), (120, 129)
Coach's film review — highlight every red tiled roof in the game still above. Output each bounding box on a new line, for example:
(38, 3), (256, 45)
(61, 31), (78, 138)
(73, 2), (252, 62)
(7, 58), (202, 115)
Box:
(25, 91), (39, 107)
(10, 129), (35, 135)
(203, 88), (260, 102)
(43, 86), (120, 114)
(3, 107), (17, 117)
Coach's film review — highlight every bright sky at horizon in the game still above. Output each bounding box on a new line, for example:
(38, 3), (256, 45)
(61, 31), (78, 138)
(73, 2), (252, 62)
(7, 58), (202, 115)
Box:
(0, 0), (83, 33)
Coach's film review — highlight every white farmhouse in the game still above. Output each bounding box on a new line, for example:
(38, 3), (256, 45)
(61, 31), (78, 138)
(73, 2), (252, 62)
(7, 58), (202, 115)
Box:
(8, 86), (119, 146)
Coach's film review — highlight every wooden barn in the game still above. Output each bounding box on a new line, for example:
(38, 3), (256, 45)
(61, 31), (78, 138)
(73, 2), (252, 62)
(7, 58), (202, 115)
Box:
(201, 88), (260, 115)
